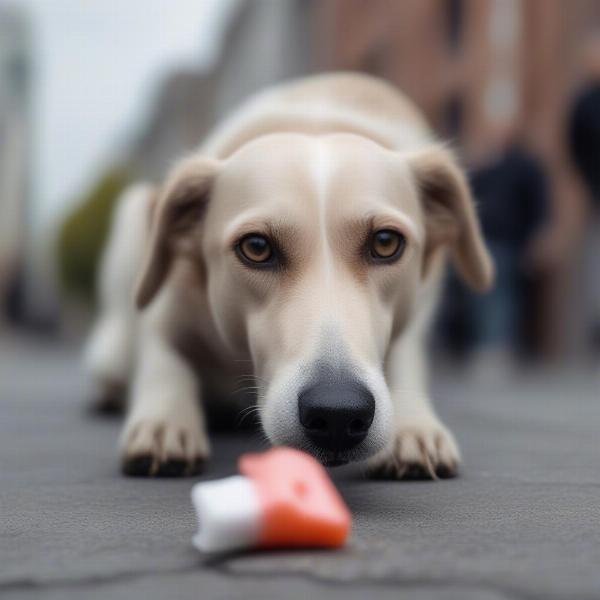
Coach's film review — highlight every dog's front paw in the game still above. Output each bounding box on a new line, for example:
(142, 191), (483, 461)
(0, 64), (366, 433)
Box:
(368, 417), (460, 480)
(120, 416), (210, 477)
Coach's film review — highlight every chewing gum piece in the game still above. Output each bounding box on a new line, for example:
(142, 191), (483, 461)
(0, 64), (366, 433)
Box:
(191, 448), (351, 553)
(191, 475), (261, 553)
(239, 448), (351, 548)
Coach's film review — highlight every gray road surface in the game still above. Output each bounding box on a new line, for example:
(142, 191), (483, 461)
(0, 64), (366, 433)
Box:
(1, 335), (599, 599)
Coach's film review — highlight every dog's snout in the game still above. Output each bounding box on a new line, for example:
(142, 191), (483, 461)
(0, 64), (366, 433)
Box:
(298, 380), (375, 453)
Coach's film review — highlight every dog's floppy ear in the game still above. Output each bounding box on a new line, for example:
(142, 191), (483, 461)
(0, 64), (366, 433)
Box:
(135, 156), (220, 309)
(408, 145), (494, 292)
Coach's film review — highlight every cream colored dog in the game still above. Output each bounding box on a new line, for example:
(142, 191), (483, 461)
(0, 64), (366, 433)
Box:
(86, 73), (493, 478)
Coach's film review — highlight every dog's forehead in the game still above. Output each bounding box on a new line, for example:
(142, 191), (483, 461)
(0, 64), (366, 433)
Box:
(322, 135), (419, 215)
(218, 133), (416, 219)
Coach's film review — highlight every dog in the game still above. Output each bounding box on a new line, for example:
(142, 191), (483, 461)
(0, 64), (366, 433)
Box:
(86, 73), (494, 478)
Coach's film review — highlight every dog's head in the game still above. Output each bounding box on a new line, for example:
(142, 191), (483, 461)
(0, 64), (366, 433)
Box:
(135, 133), (493, 465)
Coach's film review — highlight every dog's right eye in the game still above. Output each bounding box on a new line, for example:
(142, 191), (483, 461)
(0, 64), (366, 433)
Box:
(369, 229), (406, 263)
(237, 234), (274, 265)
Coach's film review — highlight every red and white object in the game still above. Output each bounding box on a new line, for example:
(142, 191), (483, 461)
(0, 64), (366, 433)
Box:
(191, 447), (352, 553)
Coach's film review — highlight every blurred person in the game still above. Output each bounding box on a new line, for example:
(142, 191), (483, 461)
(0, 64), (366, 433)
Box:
(568, 36), (600, 204)
(442, 120), (548, 373)
(0, 5), (31, 329)
(568, 34), (600, 354)
(442, 119), (548, 378)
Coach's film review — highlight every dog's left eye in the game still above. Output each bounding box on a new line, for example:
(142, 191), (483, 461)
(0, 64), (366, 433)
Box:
(237, 234), (273, 265)
(370, 229), (406, 262)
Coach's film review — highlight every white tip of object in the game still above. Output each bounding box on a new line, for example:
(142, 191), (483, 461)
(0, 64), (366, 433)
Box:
(191, 475), (262, 553)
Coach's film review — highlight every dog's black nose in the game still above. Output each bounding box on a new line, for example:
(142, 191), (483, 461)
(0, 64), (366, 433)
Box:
(298, 380), (375, 453)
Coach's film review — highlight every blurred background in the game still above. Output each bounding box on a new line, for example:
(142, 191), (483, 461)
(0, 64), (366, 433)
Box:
(1, 0), (600, 374)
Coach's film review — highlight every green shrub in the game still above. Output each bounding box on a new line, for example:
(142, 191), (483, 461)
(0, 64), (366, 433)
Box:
(56, 166), (132, 304)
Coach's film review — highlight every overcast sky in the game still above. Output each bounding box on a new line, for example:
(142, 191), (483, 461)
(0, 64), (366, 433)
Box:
(15, 0), (239, 231)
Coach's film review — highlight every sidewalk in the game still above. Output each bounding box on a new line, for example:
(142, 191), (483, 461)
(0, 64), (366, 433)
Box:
(1, 335), (599, 599)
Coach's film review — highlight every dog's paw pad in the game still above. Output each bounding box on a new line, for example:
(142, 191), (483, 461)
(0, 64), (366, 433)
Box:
(434, 462), (458, 479)
(368, 419), (460, 481)
(122, 454), (205, 477)
(122, 454), (154, 477)
(121, 419), (209, 478)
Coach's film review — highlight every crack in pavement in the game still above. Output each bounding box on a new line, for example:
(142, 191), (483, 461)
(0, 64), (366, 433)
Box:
(2, 558), (597, 600)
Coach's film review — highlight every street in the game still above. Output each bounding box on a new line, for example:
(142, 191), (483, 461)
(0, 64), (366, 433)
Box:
(1, 335), (599, 599)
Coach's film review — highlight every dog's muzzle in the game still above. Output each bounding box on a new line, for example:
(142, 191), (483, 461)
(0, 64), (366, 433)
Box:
(298, 378), (375, 464)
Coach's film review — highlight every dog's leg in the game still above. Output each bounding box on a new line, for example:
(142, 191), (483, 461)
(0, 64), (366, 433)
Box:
(120, 294), (210, 477)
(85, 184), (153, 414)
(369, 289), (460, 480)
(85, 312), (133, 414)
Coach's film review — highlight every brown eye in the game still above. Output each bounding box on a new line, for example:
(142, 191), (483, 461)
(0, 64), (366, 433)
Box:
(238, 234), (273, 264)
(370, 229), (406, 261)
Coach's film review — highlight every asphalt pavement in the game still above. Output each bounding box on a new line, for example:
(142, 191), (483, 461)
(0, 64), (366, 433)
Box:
(1, 334), (599, 599)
